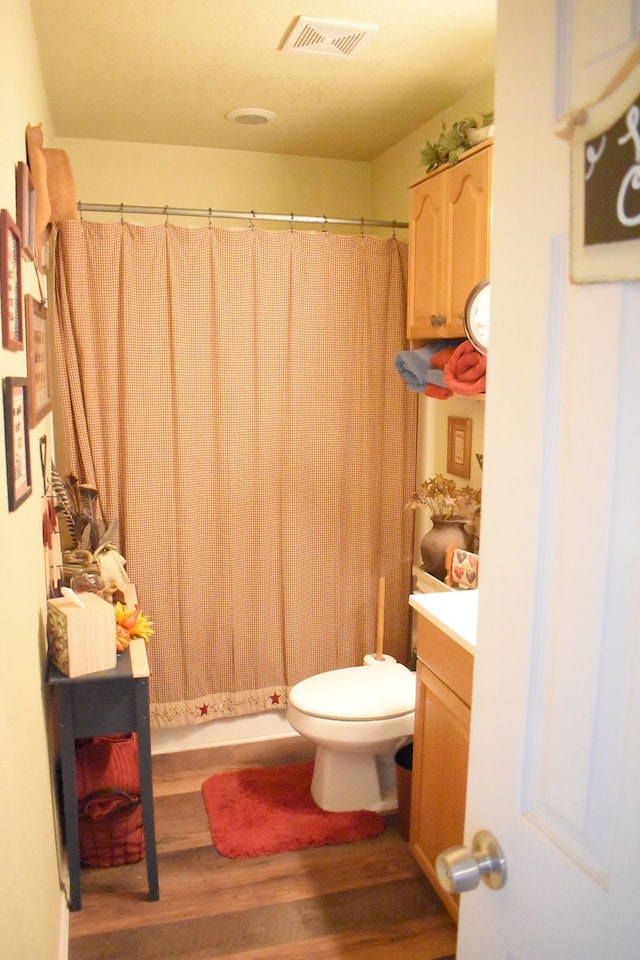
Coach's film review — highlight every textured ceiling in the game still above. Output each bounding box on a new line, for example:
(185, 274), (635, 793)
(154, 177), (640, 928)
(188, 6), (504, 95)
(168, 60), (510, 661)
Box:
(30, 0), (496, 162)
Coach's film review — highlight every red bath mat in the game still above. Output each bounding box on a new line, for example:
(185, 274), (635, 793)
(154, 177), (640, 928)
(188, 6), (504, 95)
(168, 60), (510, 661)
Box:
(201, 761), (385, 858)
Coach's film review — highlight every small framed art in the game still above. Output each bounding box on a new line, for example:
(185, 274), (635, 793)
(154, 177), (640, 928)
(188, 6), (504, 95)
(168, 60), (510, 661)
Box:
(447, 416), (472, 480)
(3, 377), (32, 511)
(25, 295), (52, 427)
(0, 209), (23, 351)
(16, 161), (36, 261)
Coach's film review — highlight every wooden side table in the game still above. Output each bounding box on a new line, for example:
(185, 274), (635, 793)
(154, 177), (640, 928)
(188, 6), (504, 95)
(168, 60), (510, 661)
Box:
(47, 638), (159, 911)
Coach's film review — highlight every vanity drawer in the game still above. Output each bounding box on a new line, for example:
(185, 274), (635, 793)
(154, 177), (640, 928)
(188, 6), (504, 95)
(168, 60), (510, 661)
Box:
(416, 615), (473, 706)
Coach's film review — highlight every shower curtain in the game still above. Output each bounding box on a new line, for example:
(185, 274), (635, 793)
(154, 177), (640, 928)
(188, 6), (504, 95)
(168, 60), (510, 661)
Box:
(53, 220), (417, 727)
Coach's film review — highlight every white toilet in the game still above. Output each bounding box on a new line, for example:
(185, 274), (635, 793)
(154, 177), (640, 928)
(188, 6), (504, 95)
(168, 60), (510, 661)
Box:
(286, 659), (416, 813)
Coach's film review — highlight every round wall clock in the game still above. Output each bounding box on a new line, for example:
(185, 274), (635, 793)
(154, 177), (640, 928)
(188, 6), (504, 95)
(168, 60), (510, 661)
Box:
(463, 278), (490, 355)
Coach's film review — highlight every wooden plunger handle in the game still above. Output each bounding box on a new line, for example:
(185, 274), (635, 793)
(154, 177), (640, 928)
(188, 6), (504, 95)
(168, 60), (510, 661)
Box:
(375, 576), (385, 660)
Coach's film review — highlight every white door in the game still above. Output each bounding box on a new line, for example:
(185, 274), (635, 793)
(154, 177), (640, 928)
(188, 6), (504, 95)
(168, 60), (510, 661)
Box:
(456, 1), (640, 957)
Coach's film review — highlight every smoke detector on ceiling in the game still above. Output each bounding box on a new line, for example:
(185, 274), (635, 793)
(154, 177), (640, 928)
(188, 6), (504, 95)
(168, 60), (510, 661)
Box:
(280, 16), (378, 57)
(225, 108), (277, 126)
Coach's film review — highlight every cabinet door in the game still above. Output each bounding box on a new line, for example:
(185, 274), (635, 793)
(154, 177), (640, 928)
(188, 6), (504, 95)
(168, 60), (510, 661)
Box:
(406, 172), (446, 339)
(409, 658), (471, 922)
(407, 143), (492, 342)
(446, 147), (492, 330)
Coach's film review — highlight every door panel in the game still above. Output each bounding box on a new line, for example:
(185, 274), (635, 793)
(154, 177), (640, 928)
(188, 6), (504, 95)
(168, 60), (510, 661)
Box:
(457, 0), (640, 957)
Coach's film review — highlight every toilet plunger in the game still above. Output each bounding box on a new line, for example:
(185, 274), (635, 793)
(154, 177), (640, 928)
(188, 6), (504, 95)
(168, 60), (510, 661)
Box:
(375, 576), (385, 660)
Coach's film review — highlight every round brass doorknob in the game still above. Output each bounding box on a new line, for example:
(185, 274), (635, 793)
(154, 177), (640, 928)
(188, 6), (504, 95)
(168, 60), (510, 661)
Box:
(436, 830), (507, 894)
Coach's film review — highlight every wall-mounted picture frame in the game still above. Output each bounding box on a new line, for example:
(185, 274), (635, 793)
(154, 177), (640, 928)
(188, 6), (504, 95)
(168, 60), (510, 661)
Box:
(0, 209), (23, 351)
(3, 377), (32, 511)
(25, 295), (52, 427)
(447, 416), (472, 480)
(15, 161), (36, 261)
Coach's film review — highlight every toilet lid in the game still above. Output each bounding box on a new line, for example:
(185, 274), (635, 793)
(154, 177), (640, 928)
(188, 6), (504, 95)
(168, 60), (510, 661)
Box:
(288, 664), (416, 721)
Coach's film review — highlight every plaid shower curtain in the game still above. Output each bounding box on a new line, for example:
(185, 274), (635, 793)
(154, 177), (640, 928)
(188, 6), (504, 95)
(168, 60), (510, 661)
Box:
(53, 220), (417, 726)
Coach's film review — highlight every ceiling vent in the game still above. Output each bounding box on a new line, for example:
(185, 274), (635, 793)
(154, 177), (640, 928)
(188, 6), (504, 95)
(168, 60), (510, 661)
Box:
(280, 16), (378, 58)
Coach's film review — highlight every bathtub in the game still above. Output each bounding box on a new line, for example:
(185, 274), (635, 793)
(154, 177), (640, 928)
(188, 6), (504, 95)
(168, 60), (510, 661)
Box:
(151, 710), (297, 755)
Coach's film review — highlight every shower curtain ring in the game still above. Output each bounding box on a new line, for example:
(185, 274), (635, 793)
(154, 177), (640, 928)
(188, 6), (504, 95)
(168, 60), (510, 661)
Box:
(119, 203), (124, 223)
(208, 207), (213, 227)
(249, 210), (255, 229)
(290, 213), (295, 232)
(164, 205), (169, 225)
(392, 220), (397, 239)
(360, 217), (365, 235)
(323, 215), (328, 233)
(78, 201), (84, 222)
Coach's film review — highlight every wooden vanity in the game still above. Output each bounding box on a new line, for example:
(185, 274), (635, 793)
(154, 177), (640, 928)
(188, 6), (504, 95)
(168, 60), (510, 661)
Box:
(408, 591), (477, 922)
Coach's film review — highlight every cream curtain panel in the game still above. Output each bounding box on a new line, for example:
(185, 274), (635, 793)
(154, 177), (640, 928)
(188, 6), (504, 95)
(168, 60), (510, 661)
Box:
(53, 221), (417, 727)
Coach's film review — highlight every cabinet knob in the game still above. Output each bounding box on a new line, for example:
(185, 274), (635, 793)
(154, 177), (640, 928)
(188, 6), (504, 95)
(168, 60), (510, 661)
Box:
(430, 314), (446, 326)
(435, 830), (507, 894)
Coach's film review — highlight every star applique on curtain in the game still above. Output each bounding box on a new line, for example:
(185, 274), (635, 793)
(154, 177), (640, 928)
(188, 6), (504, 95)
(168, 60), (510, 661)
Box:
(270, 693), (281, 705)
(198, 704), (209, 716)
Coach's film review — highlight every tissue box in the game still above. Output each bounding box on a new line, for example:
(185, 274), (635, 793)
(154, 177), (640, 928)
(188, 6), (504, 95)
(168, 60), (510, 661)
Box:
(47, 593), (117, 677)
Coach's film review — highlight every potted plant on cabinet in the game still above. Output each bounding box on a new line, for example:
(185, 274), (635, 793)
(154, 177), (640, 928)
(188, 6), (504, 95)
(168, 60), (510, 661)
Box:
(420, 112), (494, 172)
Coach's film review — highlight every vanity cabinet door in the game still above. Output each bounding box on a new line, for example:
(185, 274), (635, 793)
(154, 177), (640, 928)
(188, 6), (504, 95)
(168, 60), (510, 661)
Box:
(409, 615), (473, 923)
(410, 660), (471, 922)
(407, 142), (492, 342)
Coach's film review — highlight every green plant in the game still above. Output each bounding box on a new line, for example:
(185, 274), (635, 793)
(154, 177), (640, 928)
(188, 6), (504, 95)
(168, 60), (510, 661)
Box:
(420, 112), (494, 172)
(405, 474), (481, 521)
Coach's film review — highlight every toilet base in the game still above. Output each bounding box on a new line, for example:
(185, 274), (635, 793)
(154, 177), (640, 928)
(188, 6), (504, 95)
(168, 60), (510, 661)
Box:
(310, 745), (399, 813)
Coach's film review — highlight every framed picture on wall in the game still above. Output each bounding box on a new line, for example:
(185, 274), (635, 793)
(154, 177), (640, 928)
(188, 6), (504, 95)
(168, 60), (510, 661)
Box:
(0, 209), (23, 351)
(15, 161), (36, 261)
(3, 377), (32, 511)
(25, 295), (52, 427)
(447, 416), (472, 480)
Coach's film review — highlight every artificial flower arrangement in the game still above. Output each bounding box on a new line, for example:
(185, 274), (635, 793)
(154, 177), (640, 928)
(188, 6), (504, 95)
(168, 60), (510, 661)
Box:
(115, 602), (154, 652)
(405, 474), (481, 522)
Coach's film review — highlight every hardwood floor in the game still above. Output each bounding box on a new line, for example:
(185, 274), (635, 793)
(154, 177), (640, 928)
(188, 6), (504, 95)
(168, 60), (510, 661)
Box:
(68, 737), (457, 959)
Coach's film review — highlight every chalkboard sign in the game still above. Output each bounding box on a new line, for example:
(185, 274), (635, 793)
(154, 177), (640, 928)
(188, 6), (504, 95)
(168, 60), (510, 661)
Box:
(584, 97), (640, 245)
(570, 53), (640, 282)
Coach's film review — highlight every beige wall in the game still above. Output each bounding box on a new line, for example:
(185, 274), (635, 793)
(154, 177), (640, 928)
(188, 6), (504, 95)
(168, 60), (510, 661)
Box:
(0, 2), (66, 958)
(52, 137), (372, 230)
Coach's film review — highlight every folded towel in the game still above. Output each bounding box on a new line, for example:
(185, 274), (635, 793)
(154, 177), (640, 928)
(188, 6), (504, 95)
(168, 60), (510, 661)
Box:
(395, 340), (464, 392)
(425, 383), (453, 400)
(444, 340), (487, 395)
(431, 346), (459, 370)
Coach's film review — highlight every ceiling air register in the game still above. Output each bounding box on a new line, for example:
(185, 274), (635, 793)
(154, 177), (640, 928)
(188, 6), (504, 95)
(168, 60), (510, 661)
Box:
(279, 16), (378, 57)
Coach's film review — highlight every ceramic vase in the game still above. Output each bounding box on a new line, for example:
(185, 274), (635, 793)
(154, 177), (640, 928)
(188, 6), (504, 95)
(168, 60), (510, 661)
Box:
(420, 519), (469, 581)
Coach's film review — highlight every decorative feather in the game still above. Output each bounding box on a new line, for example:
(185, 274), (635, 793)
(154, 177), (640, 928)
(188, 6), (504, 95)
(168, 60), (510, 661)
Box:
(50, 465), (77, 545)
(95, 519), (119, 554)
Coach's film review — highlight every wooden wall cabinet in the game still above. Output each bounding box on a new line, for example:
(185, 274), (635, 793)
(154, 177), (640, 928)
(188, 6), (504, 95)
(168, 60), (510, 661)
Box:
(407, 142), (492, 341)
(409, 612), (474, 922)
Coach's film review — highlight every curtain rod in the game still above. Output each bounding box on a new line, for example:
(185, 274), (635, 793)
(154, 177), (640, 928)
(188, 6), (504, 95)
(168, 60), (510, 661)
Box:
(76, 202), (408, 230)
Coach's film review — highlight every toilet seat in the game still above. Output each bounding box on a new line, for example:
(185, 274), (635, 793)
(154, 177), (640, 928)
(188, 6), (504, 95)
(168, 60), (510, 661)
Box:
(288, 663), (415, 722)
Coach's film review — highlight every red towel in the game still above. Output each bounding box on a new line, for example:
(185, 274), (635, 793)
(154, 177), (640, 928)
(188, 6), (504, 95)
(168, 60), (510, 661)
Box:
(430, 346), (458, 369)
(444, 340), (487, 395)
(75, 734), (141, 799)
(425, 383), (452, 400)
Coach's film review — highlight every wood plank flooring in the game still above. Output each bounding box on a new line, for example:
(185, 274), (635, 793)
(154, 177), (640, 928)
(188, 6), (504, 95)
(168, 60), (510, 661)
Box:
(68, 737), (457, 959)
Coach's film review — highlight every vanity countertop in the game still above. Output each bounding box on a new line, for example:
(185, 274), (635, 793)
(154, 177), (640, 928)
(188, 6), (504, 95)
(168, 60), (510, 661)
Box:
(409, 590), (478, 655)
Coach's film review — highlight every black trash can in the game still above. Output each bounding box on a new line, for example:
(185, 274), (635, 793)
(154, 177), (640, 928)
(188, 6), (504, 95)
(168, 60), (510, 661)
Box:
(394, 742), (413, 841)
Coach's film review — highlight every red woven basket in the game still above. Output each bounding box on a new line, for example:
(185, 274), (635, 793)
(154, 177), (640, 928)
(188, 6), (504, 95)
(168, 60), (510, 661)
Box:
(75, 734), (145, 868)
